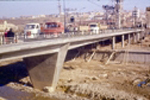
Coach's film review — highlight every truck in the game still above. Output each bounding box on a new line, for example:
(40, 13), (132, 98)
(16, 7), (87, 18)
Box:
(78, 26), (89, 32)
(88, 23), (107, 34)
(24, 23), (41, 39)
(24, 22), (64, 38)
(42, 22), (64, 36)
(88, 23), (100, 34)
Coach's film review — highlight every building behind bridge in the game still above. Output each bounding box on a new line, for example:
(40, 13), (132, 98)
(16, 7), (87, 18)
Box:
(146, 7), (150, 29)
(0, 20), (18, 34)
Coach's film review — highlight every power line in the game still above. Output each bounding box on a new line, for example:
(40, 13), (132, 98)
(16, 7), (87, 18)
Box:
(0, 0), (51, 2)
(87, 0), (102, 8)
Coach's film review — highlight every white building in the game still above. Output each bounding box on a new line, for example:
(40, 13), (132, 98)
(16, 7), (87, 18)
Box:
(132, 7), (140, 18)
(0, 20), (18, 32)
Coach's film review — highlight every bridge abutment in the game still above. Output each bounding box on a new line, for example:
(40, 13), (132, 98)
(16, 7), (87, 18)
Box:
(24, 43), (70, 91)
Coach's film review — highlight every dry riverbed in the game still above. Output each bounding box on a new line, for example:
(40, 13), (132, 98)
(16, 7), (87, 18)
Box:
(0, 58), (150, 100)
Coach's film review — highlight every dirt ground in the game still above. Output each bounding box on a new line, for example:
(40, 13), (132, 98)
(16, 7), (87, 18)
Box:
(0, 35), (150, 100)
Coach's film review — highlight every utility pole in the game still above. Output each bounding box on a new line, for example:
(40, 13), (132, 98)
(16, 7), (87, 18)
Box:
(115, 0), (123, 29)
(58, 0), (62, 23)
(58, 0), (61, 16)
(102, 0), (116, 28)
(112, 0), (115, 28)
(63, 0), (66, 32)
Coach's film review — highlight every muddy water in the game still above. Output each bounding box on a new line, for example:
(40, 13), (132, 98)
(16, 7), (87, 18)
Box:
(0, 86), (56, 100)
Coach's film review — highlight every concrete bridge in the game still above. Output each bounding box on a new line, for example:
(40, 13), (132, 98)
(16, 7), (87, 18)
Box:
(0, 28), (145, 91)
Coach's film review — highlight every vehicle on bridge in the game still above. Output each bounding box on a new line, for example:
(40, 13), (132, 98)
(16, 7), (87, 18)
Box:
(24, 23), (41, 39)
(88, 23), (107, 34)
(24, 22), (64, 38)
(89, 23), (100, 34)
(42, 22), (64, 37)
(78, 25), (89, 32)
(66, 23), (89, 33)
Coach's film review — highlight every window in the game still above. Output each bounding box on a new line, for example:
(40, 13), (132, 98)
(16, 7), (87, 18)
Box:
(26, 25), (35, 29)
(36, 25), (39, 29)
(90, 24), (97, 27)
(45, 23), (58, 28)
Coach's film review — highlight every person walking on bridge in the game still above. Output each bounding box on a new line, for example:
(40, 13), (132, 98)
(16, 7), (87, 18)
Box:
(4, 28), (9, 44)
(7, 28), (15, 43)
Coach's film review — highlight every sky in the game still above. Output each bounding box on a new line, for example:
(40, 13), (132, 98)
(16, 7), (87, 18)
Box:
(0, 0), (150, 18)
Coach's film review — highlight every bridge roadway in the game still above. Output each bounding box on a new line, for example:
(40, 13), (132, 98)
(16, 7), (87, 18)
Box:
(0, 28), (144, 92)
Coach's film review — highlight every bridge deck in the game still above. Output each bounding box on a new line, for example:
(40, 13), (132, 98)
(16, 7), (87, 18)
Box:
(0, 29), (144, 54)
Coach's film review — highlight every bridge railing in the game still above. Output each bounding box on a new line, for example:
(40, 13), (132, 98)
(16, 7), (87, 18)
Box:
(0, 35), (25, 45)
(0, 28), (144, 45)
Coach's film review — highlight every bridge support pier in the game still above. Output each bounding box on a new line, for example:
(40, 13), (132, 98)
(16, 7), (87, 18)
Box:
(128, 34), (131, 45)
(24, 43), (70, 91)
(141, 32), (145, 39)
(112, 36), (116, 49)
(133, 33), (137, 43)
(121, 35), (125, 48)
(137, 32), (140, 42)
